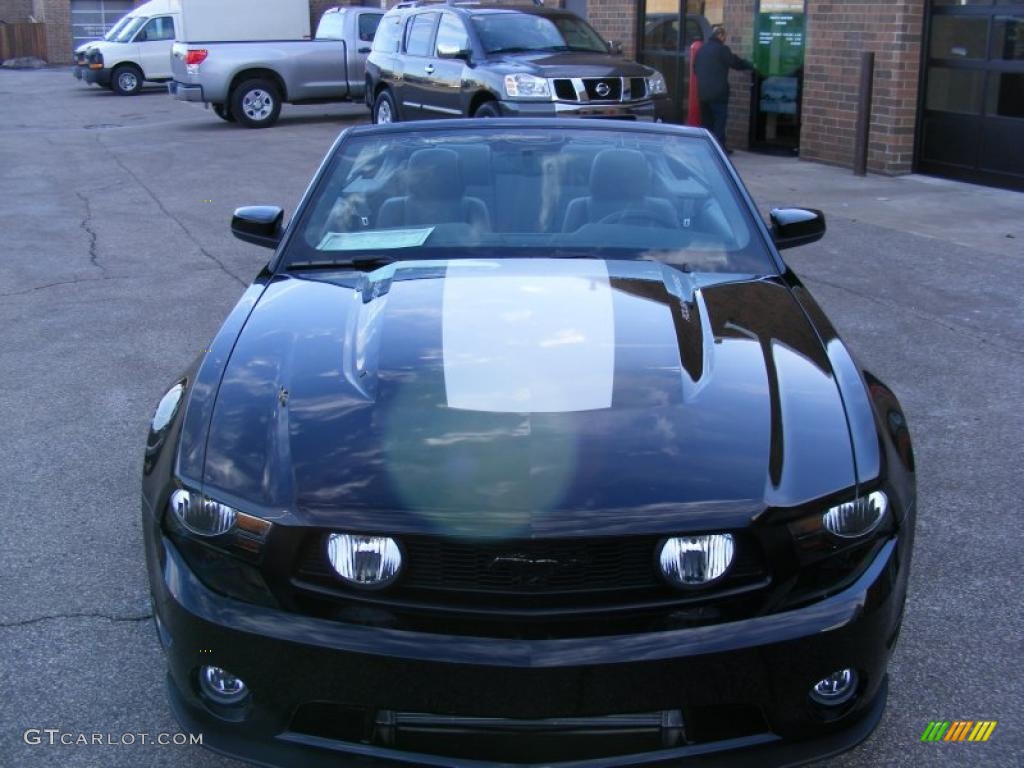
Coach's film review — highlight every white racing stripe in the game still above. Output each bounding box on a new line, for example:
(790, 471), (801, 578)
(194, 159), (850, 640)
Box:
(442, 259), (615, 413)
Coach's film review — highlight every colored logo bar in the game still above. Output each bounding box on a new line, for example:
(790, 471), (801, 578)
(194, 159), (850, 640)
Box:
(921, 721), (997, 742)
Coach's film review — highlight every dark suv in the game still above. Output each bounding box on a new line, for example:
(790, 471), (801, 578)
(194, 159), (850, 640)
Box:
(366, 0), (672, 123)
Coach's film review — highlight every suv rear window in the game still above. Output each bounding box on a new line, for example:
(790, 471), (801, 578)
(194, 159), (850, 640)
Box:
(404, 12), (439, 57)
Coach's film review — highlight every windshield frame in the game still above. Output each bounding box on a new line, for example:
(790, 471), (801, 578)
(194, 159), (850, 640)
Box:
(270, 122), (783, 278)
(114, 16), (147, 43)
(470, 11), (610, 55)
(102, 15), (133, 41)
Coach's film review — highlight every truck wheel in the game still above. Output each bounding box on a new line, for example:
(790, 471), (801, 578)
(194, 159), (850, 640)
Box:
(112, 65), (143, 96)
(474, 101), (501, 118)
(232, 79), (281, 128)
(373, 90), (398, 125)
(213, 104), (236, 123)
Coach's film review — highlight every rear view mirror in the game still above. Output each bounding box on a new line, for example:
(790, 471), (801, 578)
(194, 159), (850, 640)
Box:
(232, 206), (284, 249)
(770, 208), (826, 250)
(607, 39), (624, 56)
(437, 42), (470, 60)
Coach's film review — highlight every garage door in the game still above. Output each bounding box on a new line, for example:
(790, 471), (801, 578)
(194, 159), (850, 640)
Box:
(71, 0), (135, 50)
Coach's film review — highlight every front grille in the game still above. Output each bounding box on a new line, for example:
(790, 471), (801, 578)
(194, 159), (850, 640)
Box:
(291, 531), (770, 628)
(583, 77), (623, 101)
(297, 535), (662, 595)
(553, 79), (577, 101)
(630, 77), (647, 98)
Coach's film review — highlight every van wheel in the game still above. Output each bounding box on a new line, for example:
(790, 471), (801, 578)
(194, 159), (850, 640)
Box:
(473, 101), (501, 118)
(112, 65), (143, 96)
(232, 78), (281, 128)
(213, 104), (235, 123)
(373, 90), (398, 124)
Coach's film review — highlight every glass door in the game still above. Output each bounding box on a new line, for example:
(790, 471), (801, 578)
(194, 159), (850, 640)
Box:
(749, 0), (806, 153)
(638, 0), (714, 124)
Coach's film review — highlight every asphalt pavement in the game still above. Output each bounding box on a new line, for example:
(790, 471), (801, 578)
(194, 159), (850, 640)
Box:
(1, 68), (1022, 768)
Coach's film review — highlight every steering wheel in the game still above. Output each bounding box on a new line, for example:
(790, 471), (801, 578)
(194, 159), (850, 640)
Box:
(597, 209), (673, 228)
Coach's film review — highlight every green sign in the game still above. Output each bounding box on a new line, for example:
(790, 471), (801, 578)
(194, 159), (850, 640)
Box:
(754, 6), (805, 115)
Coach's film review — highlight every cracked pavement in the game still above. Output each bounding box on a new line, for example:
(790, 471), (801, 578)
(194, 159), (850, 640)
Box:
(1, 68), (1022, 768)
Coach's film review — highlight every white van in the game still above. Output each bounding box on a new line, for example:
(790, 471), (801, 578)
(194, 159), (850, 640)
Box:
(82, 0), (180, 95)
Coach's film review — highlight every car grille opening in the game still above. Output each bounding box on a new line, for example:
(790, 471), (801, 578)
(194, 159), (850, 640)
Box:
(630, 77), (648, 98)
(553, 79), (577, 101)
(288, 532), (771, 636)
(583, 77), (623, 101)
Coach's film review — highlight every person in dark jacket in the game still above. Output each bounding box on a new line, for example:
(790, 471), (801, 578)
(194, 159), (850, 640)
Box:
(693, 26), (753, 153)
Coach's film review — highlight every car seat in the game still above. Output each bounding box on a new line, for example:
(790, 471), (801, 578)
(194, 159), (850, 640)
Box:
(378, 148), (491, 230)
(561, 149), (679, 232)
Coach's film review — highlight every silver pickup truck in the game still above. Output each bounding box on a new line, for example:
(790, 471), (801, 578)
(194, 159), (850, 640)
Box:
(169, 6), (383, 128)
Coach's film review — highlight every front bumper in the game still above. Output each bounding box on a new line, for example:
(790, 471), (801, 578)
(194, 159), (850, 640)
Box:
(169, 80), (206, 103)
(83, 66), (111, 87)
(498, 96), (673, 122)
(147, 520), (908, 768)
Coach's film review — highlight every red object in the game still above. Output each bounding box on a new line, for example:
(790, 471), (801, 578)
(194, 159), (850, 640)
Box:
(185, 49), (209, 68)
(686, 41), (703, 127)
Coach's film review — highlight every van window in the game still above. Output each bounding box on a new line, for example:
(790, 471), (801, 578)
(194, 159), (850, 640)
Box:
(137, 16), (175, 43)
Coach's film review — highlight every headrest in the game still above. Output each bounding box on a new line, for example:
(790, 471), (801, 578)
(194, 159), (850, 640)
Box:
(589, 149), (648, 201)
(407, 148), (464, 200)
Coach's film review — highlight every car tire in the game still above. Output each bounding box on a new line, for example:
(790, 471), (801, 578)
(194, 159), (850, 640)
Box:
(212, 104), (236, 123)
(373, 90), (398, 125)
(231, 79), (282, 129)
(473, 101), (502, 118)
(111, 65), (143, 96)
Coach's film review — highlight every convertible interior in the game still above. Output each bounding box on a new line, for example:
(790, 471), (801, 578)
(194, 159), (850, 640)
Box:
(301, 130), (763, 269)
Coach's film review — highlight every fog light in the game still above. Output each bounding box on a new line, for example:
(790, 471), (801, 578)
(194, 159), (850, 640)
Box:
(809, 668), (857, 706)
(199, 666), (248, 705)
(327, 533), (402, 588)
(658, 534), (735, 587)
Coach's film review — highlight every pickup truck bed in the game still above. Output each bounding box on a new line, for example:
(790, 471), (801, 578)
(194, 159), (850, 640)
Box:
(169, 6), (381, 127)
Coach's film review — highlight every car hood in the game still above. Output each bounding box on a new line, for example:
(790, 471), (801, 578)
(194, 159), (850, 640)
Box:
(490, 52), (652, 79)
(197, 259), (856, 537)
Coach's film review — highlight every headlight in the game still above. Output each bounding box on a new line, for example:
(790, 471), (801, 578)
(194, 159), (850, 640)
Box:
(327, 534), (402, 588)
(647, 72), (667, 96)
(822, 491), (888, 538)
(169, 488), (237, 537)
(658, 534), (735, 587)
(504, 73), (551, 99)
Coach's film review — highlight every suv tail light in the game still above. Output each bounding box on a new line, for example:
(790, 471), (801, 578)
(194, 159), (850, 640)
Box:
(185, 48), (208, 74)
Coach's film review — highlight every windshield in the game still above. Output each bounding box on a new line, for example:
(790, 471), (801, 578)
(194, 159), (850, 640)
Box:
(471, 13), (609, 54)
(102, 15), (132, 41)
(287, 127), (774, 275)
(114, 16), (147, 43)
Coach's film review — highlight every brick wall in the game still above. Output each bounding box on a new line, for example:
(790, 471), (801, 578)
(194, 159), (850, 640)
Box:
(724, 0), (756, 150)
(0, 0), (34, 23)
(585, 0), (636, 59)
(800, 0), (924, 175)
(31, 0), (69, 62)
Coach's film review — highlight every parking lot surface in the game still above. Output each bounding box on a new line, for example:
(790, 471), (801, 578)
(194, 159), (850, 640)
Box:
(1, 68), (1022, 768)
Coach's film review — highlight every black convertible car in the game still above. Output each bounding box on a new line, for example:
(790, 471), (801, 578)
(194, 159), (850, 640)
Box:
(142, 120), (916, 767)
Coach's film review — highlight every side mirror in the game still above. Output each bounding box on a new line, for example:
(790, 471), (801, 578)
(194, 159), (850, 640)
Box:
(607, 39), (623, 56)
(437, 42), (470, 60)
(232, 206), (284, 249)
(770, 208), (826, 250)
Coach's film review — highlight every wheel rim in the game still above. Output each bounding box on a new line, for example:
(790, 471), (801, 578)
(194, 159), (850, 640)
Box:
(376, 99), (392, 124)
(118, 72), (138, 91)
(242, 89), (274, 121)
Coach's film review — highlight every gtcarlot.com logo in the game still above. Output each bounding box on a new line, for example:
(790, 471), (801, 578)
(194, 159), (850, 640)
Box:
(921, 720), (997, 742)
(23, 729), (202, 747)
